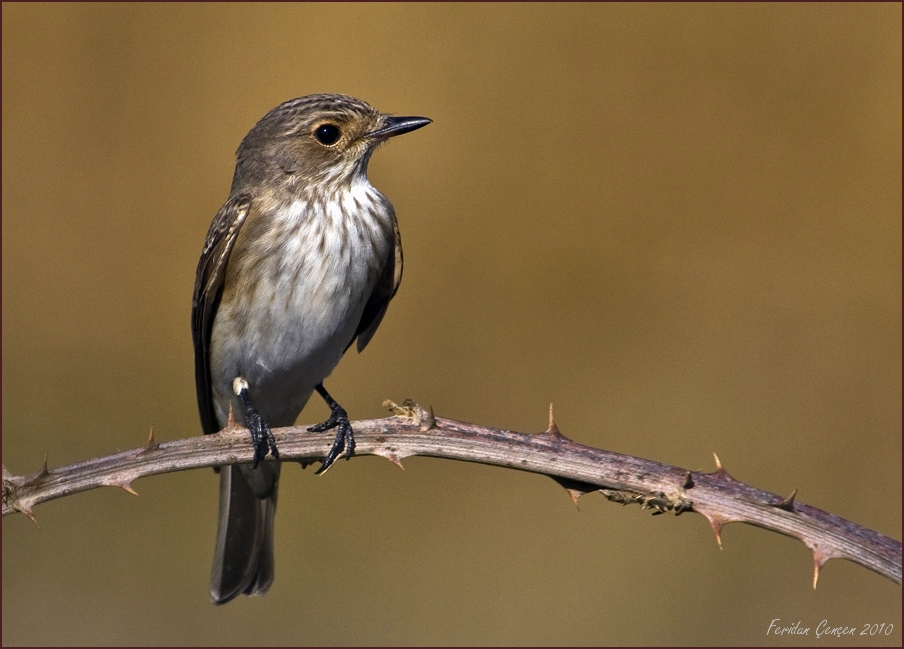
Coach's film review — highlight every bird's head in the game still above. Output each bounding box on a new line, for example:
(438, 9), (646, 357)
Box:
(233, 94), (430, 194)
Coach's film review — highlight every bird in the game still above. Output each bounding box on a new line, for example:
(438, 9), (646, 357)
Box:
(191, 94), (430, 604)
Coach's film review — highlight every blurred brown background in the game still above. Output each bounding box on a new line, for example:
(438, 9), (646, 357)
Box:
(2, 3), (900, 646)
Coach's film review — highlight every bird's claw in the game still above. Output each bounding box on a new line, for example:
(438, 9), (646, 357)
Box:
(309, 405), (355, 474)
(239, 389), (279, 469)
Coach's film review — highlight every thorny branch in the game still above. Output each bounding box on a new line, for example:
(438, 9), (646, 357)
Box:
(3, 400), (901, 586)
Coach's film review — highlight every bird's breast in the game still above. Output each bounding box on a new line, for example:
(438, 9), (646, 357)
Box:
(209, 184), (394, 424)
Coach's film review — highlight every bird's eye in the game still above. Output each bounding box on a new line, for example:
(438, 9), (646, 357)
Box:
(314, 123), (341, 146)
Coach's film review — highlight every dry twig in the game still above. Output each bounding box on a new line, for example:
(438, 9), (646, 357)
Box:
(3, 400), (900, 587)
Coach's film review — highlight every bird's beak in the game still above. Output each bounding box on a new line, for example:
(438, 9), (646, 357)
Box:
(367, 116), (432, 140)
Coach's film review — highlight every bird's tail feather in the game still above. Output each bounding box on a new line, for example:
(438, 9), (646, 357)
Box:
(209, 463), (279, 604)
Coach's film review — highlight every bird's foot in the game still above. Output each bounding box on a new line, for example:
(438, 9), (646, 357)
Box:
(309, 384), (355, 474)
(235, 380), (279, 469)
(245, 407), (280, 469)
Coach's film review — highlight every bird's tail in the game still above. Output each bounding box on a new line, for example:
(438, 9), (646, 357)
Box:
(209, 463), (280, 604)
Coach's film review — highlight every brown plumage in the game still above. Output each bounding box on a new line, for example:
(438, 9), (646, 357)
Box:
(192, 94), (429, 604)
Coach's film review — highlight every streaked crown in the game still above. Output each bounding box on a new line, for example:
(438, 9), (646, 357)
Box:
(231, 94), (429, 194)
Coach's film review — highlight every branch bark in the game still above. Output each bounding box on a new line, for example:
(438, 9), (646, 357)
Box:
(3, 400), (900, 587)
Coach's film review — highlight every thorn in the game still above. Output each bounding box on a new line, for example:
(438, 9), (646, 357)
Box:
(545, 405), (561, 437)
(21, 457), (51, 487)
(138, 427), (159, 455)
(683, 471), (695, 489)
(120, 483), (139, 497)
(770, 488), (798, 512)
(564, 490), (582, 508)
(703, 513), (726, 549)
(418, 404), (436, 432)
(373, 448), (406, 470)
(102, 476), (139, 496)
(712, 452), (733, 480)
(19, 503), (40, 528)
(1, 466), (38, 526)
(543, 403), (570, 440)
(550, 476), (596, 508)
(7, 491), (40, 527)
(813, 554), (825, 589)
(546, 403), (560, 434)
(227, 403), (236, 427)
(807, 542), (833, 589)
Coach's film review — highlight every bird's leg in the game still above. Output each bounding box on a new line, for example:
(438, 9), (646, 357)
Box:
(233, 377), (279, 469)
(308, 383), (355, 474)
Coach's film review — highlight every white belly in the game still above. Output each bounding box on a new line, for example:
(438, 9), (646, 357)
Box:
(209, 187), (393, 428)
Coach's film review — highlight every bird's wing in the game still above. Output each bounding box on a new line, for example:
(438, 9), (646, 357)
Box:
(192, 194), (251, 435)
(351, 213), (403, 353)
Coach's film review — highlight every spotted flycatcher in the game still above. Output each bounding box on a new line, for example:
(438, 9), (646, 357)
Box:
(192, 94), (430, 604)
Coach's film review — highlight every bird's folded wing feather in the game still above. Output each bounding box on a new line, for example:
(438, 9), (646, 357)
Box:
(351, 214), (403, 353)
(191, 195), (252, 435)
